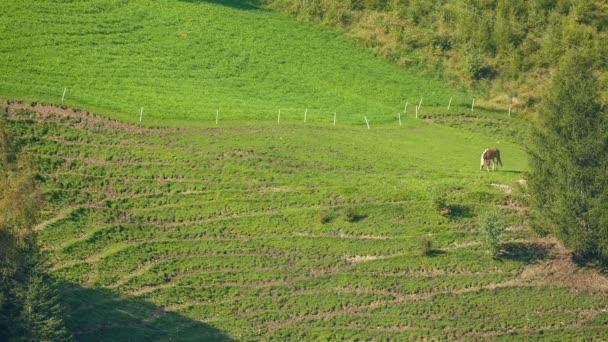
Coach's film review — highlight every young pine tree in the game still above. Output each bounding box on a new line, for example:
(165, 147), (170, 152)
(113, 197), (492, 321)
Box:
(527, 52), (608, 265)
(18, 262), (71, 341)
(0, 119), (71, 341)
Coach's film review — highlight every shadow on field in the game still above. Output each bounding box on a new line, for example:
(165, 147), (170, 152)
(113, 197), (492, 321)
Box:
(447, 204), (474, 219)
(426, 249), (446, 257)
(179, 0), (260, 10)
(501, 242), (549, 264)
(60, 283), (234, 342)
(499, 170), (524, 174)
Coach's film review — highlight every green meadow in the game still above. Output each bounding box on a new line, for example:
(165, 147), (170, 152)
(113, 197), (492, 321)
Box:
(1, 0), (477, 127)
(2, 0), (608, 340)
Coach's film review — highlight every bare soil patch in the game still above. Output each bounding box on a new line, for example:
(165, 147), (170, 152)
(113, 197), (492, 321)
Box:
(515, 237), (608, 293)
(1, 99), (259, 135)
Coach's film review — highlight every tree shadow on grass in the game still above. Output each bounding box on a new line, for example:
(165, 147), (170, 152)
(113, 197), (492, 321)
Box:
(178, 0), (260, 10)
(60, 283), (234, 342)
(498, 170), (525, 174)
(447, 204), (474, 219)
(345, 213), (368, 223)
(425, 249), (446, 257)
(501, 242), (549, 264)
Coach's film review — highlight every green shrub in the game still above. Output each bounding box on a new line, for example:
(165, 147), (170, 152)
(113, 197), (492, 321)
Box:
(344, 207), (357, 222)
(478, 208), (507, 257)
(420, 236), (433, 256)
(319, 211), (332, 224)
(431, 189), (450, 216)
(344, 207), (365, 222)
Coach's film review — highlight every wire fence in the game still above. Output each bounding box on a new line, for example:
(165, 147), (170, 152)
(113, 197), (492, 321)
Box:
(7, 86), (520, 129)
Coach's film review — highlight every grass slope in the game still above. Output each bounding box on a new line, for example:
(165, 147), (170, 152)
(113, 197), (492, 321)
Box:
(3, 0), (607, 340)
(5, 101), (608, 341)
(0, 0), (476, 126)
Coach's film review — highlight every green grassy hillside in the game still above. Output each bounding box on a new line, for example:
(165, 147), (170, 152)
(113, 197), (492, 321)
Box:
(2, 0), (608, 340)
(5, 100), (608, 341)
(0, 0), (481, 126)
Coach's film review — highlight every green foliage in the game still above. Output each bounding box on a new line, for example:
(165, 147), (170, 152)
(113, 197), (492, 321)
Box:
(3, 1), (608, 339)
(343, 207), (364, 222)
(0, 120), (71, 341)
(18, 271), (71, 341)
(465, 48), (494, 81)
(318, 210), (332, 224)
(478, 208), (507, 257)
(528, 52), (608, 266)
(0, 120), (42, 238)
(264, 0), (608, 108)
(430, 187), (449, 216)
(419, 236), (433, 256)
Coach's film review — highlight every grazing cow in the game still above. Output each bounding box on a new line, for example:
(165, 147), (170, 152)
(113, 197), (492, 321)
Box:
(480, 147), (502, 171)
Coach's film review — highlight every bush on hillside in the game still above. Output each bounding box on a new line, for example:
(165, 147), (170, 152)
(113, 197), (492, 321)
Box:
(420, 236), (433, 256)
(478, 208), (507, 258)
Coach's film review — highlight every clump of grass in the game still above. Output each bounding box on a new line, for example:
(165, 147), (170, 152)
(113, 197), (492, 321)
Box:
(343, 207), (365, 222)
(431, 189), (450, 216)
(319, 211), (332, 224)
(420, 236), (433, 256)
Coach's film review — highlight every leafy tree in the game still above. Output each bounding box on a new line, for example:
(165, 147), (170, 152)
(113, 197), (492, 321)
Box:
(527, 52), (608, 266)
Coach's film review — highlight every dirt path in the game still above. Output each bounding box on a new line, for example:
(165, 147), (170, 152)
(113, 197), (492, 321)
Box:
(1, 99), (258, 135)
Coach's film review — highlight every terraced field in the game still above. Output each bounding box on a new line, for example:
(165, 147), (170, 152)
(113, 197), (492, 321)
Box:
(5, 100), (608, 341)
(3, 0), (608, 340)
